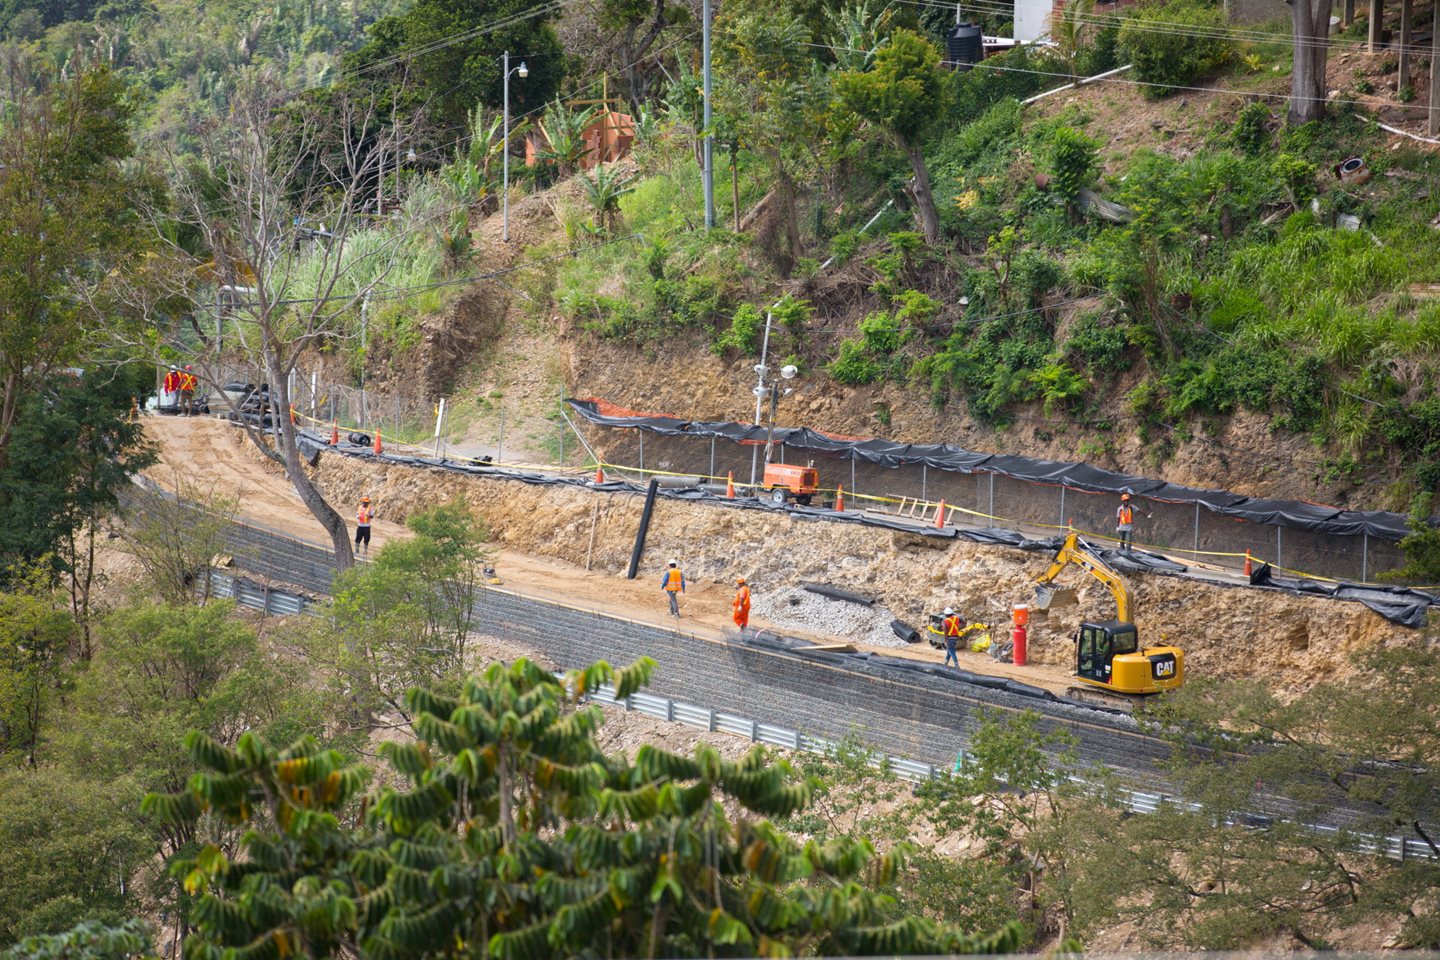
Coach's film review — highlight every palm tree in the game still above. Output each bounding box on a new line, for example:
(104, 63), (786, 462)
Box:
(538, 99), (600, 179)
(580, 165), (635, 236)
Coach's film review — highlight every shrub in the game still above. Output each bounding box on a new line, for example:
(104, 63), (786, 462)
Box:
(829, 339), (885, 385)
(711, 303), (765, 356)
(1231, 101), (1272, 155)
(1047, 126), (1100, 200)
(1116, 0), (1233, 96)
(1065, 312), (1132, 374)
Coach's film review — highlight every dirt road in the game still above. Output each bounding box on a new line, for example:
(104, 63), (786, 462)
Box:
(143, 414), (1081, 693)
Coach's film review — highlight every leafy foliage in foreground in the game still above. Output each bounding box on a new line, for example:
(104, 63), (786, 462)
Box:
(147, 658), (1023, 958)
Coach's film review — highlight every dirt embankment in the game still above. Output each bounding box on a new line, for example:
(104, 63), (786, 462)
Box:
(305, 440), (1410, 699)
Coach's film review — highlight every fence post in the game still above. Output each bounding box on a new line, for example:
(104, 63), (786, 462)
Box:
(1362, 532), (1369, 582)
(1193, 502), (1200, 558)
(1059, 485), (1066, 526)
(709, 436), (716, 480)
(638, 433), (644, 472)
(1277, 526), (1283, 569)
(988, 473), (995, 517)
(559, 425), (565, 467)
(921, 464), (927, 502)
(498, 409), (506, 464)
(851, 457), (856, 498)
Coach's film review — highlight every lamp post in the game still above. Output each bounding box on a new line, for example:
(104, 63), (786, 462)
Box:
(502, 51), (529, 243)
(761, 363), (798, 468)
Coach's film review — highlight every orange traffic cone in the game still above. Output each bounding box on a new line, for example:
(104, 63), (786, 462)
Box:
(1244, 549), (1253, 576)
(373, 431), (383, 456)
(726, 471), (736, 498)
(934, 499), (947, 529)
(330, 421), (339, 445)
(835, 484), (845, 512)
(594, 464), (605, 484)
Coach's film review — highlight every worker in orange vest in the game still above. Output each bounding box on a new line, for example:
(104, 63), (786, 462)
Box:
(355, 496), (374, 556)
(1116, 492), (1150, 554)
(178, 365), (198, 416)
(162, 365), (179, 400)
(942, 607), (965, 667)
(660, 560), (685, 619)
(732, 577), (751, 632)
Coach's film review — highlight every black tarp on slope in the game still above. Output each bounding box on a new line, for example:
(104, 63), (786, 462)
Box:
(288, 423), (1438, 627)
(565, 399), (1417, 541)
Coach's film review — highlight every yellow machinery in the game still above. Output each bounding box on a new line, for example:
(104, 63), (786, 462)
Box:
(1034, 532), (1184, 698)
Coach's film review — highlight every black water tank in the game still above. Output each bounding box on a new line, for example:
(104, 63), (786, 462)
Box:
(946, 22), (983, 71)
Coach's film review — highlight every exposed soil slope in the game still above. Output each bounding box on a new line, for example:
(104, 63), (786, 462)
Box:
(146, 416), (1418, 700)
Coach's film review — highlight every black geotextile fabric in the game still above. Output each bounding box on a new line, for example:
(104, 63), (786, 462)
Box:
(290, 424), (1438, 627)
(564, 399), (1415, 541)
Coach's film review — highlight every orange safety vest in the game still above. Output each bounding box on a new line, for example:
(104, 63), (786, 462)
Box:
(944, 615), (963, 637)
(180, 372), (197, 391)
(733, 585), (751, 614)
(1118, 504), (1134, 525)
(664, 568), (684, 592)
(163, 372), (178, 392)
(357, 506), (372, 526)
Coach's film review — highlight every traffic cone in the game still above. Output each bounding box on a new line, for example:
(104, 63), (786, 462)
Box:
(373, 431), (383, 456)
(726, 472), (735, 498)
(1244, 549), (1253, 576)
(835, 484), (845, 512)
(934, 499), (947, 529)
(330, 421), (339, 445)
(594, 464), (605, 484)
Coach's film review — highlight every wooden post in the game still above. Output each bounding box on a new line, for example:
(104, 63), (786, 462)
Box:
(1397, 0), (1413, 91)
(1430, 18), (1440, 134)
(1368, 0), (1384, 52)
(1343, 0), (1354, 26)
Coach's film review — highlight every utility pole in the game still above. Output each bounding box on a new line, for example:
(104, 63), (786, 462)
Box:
(702, 0), (715, 228)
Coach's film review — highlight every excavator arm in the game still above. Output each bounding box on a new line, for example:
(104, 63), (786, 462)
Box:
(1034, 531), (1132, 622)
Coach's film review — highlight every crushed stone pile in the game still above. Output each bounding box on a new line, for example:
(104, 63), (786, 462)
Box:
(751, 587), (912, 649)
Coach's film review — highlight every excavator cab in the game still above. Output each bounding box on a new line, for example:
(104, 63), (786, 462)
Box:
(1035, 531), (1185, 699)
(1075, 620), (1183, 696)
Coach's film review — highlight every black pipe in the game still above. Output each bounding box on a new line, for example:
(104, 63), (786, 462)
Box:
(627, 478), (660, 579)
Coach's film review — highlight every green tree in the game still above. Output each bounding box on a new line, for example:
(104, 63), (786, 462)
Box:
(717, 4), (827, 274)
(834, 28), (947, 243)
(146, 658), (1024, 958)
(0, 366), (156, 655)
(1116, 0), (1232, 96)
(324, 499), (493, 725)
(1045, 125), (1100, 219)
(0, 61), (149, 480)
(0, 566), (76, 766)
(353, 0), (565, 135)
(580, 165), (636, 236)
(1, 919), (152, 960)
(0, 768), (150, 945)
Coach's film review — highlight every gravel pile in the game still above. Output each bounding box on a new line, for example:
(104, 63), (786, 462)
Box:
(751, 586), (914, 649)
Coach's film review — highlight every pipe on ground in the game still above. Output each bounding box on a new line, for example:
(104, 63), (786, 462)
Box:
(627, 478), (661, 579)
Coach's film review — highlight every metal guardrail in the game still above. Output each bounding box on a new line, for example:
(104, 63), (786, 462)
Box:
(204, 570), (1437, 863)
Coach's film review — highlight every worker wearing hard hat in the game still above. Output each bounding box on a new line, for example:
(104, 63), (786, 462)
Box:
(732, 577), (751, 632)
(178, 364), (198, 416)
(355, 496), (374, 556)
(942, 607), (965, 667)
(661, 560), (685, 619)
(1116, 492), (1151, 555)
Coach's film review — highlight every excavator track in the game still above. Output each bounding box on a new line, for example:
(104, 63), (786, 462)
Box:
(1063, 685), (1144, 713)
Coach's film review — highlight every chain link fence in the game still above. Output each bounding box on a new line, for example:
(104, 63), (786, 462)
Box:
(576, 424), (1407, 584)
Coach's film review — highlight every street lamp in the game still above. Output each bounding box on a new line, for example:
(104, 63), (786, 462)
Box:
(761, 363), (798, 468)
(502, 51), (528, 243)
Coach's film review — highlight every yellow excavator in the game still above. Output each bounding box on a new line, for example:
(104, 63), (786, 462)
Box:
(1033, 531), (1184, 700)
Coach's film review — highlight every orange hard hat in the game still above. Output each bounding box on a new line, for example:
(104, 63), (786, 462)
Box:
(185, 365), (192, 370)
(736, 576), (747, 584)
(360, 496), (371, 503)
(1121, 493), (1131, 501)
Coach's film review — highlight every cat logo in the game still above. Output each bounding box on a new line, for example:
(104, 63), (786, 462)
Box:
(1154, 659), (1176, 678)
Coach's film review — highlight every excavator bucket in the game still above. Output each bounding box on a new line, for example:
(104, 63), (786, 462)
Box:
(1034, 584), (1077, 610)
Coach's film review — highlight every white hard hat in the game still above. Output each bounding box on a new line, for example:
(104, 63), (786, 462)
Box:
(668, 559), (678, 566)
(944, 607), (954, 616)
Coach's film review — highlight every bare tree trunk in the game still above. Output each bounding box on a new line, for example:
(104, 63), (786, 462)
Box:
(267, 358), (355, 570)
(1290, 0), (1330, 125)
(903, 138), (942, 244)
(775, 165), (802, 276)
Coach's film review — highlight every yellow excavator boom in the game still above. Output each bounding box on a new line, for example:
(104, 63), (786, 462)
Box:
(1035, 531), (1132, 622)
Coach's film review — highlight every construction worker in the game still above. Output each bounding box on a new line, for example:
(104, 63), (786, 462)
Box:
(162, 364), (179, 403)
(732, 577), (751, 632)
(355, 496), (374, 556)
(179, 364), (198, 416)
(1116, 492), (1150, 554)
(942, 607), (964, 667)
(661, 560), (685, 619)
